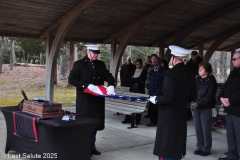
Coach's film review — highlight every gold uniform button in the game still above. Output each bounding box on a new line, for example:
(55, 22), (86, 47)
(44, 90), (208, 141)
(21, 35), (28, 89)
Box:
(94, 77), (95, 79)
(98, 77), (100, 78)
(82, 85), (84, 88)
(93, 66), (94, 68)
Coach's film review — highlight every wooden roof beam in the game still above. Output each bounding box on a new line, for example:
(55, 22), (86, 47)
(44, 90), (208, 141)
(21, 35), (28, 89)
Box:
(187, 25), (240, 49)
(219, 41), (240, 51)
(102, 0), (187, 44)
(203, 26), (240, 62)
(151, 0), (240, 47)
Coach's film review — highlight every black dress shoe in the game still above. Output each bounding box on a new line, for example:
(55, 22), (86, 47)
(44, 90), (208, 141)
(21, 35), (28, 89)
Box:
(122, 115), (131, 124)
(193, 150), (202, 155)
(91, 150), (101, 155)
(146, 122), (157, 127)
(122, 120), (130, 124)
(200, 151), (210, 156)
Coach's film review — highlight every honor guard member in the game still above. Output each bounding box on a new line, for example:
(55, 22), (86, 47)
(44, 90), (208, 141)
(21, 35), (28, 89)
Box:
(149, 45), (196, 160)
(68, 44), (116, 156)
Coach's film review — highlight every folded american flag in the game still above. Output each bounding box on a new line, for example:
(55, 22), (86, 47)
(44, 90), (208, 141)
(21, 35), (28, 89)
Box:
(84, 85), (149, 102)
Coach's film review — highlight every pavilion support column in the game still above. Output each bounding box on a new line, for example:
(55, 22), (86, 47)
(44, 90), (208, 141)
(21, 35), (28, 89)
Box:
(110, 37), (117, 77)
(230, 47), (236, 70)
(45, 32), (54, 101)
(44, 0), (98, 101)
(199, 44), (204, 58)
(159, 40), (165, 59)
(110, 35), (130, 81)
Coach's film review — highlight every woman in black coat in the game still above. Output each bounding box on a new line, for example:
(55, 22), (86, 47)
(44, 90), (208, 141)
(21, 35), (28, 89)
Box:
(191, 62), (217, 156)
(122, 59), (147, 124)
(129, 59), (147, 94)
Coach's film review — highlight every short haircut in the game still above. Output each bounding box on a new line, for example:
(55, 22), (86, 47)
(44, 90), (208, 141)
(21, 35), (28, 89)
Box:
(198, 62), (213, 75)
(191, 51), (198, 56)
(151, 54), (158, 58)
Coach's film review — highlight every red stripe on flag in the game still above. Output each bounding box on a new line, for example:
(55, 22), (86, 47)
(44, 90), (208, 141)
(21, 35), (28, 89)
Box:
(98, 85), (107, 95)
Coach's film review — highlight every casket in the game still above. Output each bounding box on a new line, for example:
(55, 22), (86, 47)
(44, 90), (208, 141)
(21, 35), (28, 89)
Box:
(23, 100), (63, 117)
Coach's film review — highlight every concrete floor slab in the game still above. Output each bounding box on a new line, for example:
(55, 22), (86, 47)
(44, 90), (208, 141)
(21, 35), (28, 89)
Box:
(0, 108), (228, 160)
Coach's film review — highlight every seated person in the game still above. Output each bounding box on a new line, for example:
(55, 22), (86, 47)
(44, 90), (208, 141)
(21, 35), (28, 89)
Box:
(122, 59), (147, 124)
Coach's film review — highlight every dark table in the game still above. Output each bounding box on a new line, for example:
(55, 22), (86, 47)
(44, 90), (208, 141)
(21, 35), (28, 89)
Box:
(0, 106), (100, 160)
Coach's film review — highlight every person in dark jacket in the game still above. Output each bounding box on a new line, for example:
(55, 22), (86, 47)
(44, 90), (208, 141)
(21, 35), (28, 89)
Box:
(186, 51), (202, 120)
(149, 45), (196, 160)
(218, 52), (240, 160)
(122, 58), (147, 124)
(129, 58), (147, 94)
(120, 57), (136, 87)
(146, 55), (166, 127)
(68, 45), (116, 156)
(143, 55), (152, 72)
(190, 62), (217, 157)
(160, 59), (169, 70)
(186, 51), (203, 76)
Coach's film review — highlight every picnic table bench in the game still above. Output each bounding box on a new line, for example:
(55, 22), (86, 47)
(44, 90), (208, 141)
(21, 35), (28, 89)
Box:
(105, 86), (149, 128)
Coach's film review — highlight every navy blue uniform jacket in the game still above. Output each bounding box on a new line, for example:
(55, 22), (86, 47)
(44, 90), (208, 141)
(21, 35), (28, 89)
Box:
(68, 56), (115, 130)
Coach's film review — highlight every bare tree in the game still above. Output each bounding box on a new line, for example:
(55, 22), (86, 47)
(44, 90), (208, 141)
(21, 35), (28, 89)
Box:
(0, 36), (4, 74)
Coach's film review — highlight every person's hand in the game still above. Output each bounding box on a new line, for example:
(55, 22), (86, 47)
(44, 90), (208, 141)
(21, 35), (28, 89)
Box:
(87, 84), (97, 92)
(107, 86), (115, 95)
(149, 96), (156, 104)
(220, 97), (230, 107)
(190, 102), (198, 111)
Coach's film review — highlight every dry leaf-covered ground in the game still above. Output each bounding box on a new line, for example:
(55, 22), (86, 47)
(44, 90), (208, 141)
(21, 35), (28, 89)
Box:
(0, 64), (73, 106)
(0, 64), (67, 87)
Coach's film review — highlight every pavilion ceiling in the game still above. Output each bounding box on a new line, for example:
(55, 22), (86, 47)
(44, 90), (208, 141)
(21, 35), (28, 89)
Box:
(0, 0), (240, 51)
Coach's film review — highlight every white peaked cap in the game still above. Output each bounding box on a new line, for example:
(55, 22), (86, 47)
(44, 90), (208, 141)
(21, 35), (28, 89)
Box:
(85, 44), (101, 53)
(169, 45), (189, 56)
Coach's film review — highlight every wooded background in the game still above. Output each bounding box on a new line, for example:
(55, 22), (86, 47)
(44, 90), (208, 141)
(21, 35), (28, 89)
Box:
(0, 36), (236, 83)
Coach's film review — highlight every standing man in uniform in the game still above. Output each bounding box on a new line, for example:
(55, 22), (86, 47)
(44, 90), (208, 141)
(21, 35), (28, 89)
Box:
(218, 51), (240, 160)
(120, 57), (136, 87)
(68, 45), (116, 156)
(149, 45), (196, 160)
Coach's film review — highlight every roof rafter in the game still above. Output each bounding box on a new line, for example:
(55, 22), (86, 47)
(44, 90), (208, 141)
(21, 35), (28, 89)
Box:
(102, 0), (187, 44)
(151, 0), (240, 47)
(187, 25), (240, 49)
(219, 41), (240, 51)
(203, 25), (240, 62)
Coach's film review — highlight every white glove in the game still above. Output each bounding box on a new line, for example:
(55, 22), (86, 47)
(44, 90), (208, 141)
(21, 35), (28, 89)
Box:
(87, 84), (97, 92)
(149, 96), (157, 104)
(107, 86), (115, 95)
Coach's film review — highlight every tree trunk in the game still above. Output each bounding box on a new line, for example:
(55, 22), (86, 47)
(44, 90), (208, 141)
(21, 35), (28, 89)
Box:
(67, 42), (75, 86)
(9, 40), (16, 70)
(40, 53), (44, 64)
(12, 40), (16, 64)
(60, 46), (68, 80)
(0, 36), (4, 74)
